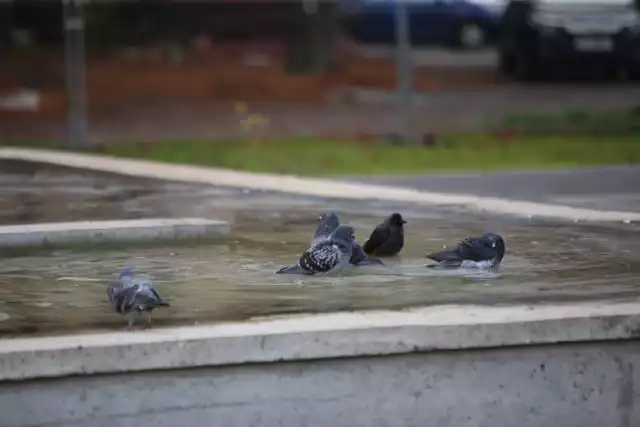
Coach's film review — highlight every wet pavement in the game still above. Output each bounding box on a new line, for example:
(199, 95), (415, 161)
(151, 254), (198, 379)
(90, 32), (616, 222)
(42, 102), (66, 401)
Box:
(0, 160), (639, 337)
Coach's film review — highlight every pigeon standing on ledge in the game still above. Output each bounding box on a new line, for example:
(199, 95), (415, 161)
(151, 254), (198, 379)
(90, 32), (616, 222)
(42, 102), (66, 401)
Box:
(107, 265), (170, 330)
(363, 213), (407, 257)
(277, 225), (357, 275)
(426, 232), (506, 269)
(312, 210), (383, 267)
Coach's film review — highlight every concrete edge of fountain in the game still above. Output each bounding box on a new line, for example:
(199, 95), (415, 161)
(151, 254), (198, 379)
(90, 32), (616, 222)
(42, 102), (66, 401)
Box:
(0, 218), (231, 248)
(1, 300), (639, 382)
(1, 147), (639, 223)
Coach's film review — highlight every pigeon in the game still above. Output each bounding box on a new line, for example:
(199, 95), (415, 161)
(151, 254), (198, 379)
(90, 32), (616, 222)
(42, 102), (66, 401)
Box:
(349, 243), (384, 266)
(277, 225), (357, 275)
(312, 210), (383, 267)
(311, 210), (341, 246)
(426, 232), (506, 269)
(107, 265), (170, 330)
(363, 213), (407, 257)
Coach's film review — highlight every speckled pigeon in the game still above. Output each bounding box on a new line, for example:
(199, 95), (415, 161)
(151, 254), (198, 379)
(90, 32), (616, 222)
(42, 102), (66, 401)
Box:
(312, 210), (383, 267)
(277, 225), (357, 275)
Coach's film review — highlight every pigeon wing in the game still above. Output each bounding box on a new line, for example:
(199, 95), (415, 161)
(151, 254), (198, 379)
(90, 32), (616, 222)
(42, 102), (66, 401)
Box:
(363, 224), (390, 255)
(427, 237), (496, 262)
(299, 241), (341, 273)
(426, 246), (465, 262)
(107, 275), (133, 307)
(458, 237), (498, 261)
(112, 280), (168, 314)
(110, 284), (142, 314)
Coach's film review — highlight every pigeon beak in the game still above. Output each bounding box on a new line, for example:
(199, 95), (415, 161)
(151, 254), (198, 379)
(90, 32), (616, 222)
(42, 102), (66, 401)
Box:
(491, 242), (496, 248)
(402, 220), (408, 224)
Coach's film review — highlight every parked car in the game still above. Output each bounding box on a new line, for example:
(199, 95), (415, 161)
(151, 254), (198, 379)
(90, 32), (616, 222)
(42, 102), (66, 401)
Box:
(343, 0), (503, 49)
(498, 0), (640, 80)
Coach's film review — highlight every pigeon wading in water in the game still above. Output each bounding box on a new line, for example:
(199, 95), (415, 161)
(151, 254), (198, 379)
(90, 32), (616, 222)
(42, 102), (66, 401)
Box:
(277, 225), (357, 275)
(312, 210), (383, 267)
(107, 265), (170, 330)
(311, 210), (341, 246)
(426, 232), (506, 269)
(363, 213), (407, 257)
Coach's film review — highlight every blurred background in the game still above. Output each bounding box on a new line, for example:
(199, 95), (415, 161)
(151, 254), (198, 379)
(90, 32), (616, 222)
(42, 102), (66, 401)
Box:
(0, 0), (640, 338)
(0, 0), (639, 174)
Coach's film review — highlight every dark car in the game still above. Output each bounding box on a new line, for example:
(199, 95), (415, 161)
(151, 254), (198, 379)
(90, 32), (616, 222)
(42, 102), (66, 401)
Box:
(343, 0), (502, 49)
(498, 0), (640, 80)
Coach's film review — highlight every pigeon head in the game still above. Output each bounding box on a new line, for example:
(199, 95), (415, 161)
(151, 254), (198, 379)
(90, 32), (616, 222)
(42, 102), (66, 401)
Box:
(317, 210), (340, 228)
(481, 233), (506, 260)
(329, 225), (356, 245)
(314, 210), (341, 240)
(386, 213), (407, 227)
(119, 264), (134, 279)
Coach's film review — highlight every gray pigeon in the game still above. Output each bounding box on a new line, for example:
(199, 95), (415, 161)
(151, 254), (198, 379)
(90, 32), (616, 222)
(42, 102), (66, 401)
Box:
(363, 213), (407, 257)
(107, 265), (170, 330)
(312, 210), (384, 267)
(311, 210), (341, 246)
(277, 225), (356, 275)
(426, 232), (506, 269)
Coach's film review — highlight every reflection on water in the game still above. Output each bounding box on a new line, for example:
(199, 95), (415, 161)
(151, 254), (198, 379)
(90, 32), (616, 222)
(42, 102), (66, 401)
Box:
(1, 216), (638, 337)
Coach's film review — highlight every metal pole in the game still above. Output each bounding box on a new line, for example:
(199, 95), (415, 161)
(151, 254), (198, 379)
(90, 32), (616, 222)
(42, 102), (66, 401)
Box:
(63, 0), (89, 147)
(394, 0), (412, 142)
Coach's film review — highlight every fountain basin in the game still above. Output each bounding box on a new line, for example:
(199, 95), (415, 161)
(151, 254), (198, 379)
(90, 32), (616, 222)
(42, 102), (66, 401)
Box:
(0, 302), (639, 427)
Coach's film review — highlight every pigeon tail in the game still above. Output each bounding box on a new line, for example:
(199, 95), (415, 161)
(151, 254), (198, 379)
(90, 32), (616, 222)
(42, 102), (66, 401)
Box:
(425, 250), (461, 263)
(426, 259), (463, 269)
(275, 264), (310, 275)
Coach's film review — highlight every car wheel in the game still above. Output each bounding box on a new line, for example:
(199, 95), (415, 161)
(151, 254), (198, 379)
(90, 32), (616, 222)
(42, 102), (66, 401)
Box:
(452, 22), (486, 49)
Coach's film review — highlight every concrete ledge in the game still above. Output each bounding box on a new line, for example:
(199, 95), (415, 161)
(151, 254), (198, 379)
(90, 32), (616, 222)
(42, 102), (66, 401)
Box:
(1, 300), (639, 382)
(0, 218), (230, 248)
(1, 147), (639, 222)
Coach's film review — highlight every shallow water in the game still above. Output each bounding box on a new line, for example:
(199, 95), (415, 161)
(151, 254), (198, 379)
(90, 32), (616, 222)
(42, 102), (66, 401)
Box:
(0, 160), (639, 337)
(1, 213), (639, 337)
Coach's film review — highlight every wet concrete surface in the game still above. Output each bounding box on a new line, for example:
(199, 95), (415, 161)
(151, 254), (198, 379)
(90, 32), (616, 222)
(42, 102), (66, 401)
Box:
(0, 160), (639, 336)
(349, 166), (640, 212)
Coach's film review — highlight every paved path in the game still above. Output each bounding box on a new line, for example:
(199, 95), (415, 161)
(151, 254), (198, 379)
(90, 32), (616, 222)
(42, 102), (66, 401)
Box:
(349, 166), (640, 212)
(2, 148), (639, 222)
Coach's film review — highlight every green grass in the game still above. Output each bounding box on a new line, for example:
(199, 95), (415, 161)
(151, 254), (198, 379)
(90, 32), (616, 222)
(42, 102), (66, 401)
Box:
(497, 107), (640, 134)
(56, 134), (640, 176)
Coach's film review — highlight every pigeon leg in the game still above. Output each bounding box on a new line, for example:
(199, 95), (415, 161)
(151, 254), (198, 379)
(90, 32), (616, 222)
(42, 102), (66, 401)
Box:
(145, 312), (153, 329)
(124, 311), (139, 331)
